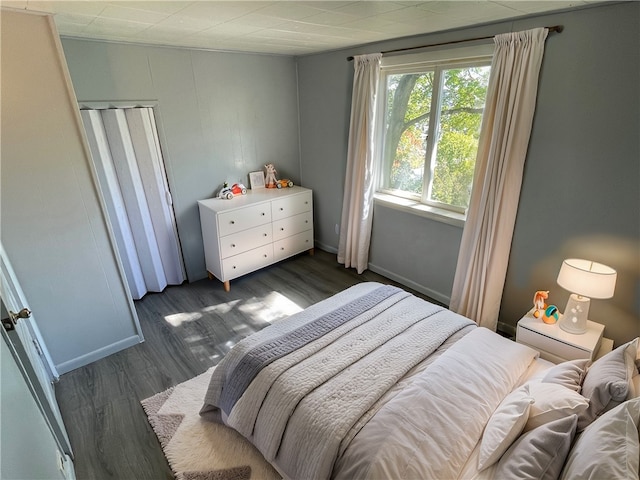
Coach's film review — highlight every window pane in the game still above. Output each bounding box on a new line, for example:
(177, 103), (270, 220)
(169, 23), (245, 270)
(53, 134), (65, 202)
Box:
(429, 66), (491, 209)
(382, 72), (434, 196)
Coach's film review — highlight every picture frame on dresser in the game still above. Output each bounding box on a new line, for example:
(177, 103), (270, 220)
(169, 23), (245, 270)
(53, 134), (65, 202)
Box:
(249, 171), (265, 189)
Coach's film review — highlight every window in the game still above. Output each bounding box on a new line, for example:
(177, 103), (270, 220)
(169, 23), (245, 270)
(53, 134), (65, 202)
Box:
(376, 46), (493, 218)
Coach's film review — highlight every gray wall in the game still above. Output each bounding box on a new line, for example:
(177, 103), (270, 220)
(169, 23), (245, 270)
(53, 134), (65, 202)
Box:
(61, 39), (300, 282)
(297, 2), (639, 346)
(1, 11), (142, 373)
(59, 3), (638, 347)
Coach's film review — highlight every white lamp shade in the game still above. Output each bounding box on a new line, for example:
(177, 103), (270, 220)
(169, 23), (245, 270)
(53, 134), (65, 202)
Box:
(557, 259), (617, 299)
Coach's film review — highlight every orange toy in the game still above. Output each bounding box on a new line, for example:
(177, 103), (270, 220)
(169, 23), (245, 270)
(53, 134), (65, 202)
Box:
(532, 290), (549, 318)
(542, 305), (559, 324)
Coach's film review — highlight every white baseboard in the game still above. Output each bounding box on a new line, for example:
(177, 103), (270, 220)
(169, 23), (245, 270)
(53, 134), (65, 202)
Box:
(367, 262), (450, 306)
(313, 240), (337, 254)
(312, 243), (450, 306)
(313, 245), (514, 337)
(55, 334), (142, 374)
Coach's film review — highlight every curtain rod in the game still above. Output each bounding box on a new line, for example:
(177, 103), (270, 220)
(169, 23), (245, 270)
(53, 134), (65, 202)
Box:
(346, 25), (563, 61)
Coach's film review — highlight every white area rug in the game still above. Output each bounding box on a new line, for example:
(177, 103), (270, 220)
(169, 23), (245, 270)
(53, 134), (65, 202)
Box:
(141, 368), (280, 480)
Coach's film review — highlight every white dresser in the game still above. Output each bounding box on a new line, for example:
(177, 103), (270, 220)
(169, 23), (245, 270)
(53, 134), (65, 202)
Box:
(198, 186), (313, 291)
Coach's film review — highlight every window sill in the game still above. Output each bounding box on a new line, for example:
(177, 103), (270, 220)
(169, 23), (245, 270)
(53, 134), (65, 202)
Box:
(374, 193), (465, 228)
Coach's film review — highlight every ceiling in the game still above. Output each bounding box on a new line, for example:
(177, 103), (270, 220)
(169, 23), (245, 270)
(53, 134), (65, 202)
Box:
(2, 1), (597, 56)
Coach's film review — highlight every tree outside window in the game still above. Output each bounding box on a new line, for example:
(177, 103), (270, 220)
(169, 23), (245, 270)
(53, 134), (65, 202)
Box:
(378, 57), (491, 215)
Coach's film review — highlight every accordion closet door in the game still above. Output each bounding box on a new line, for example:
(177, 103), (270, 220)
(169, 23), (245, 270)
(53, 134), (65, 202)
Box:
(81, 107), (185, 299)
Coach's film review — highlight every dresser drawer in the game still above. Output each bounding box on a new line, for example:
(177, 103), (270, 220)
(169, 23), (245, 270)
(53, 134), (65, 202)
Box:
(218, 203), (271, 236)
(273, 230), (313, 261)
(272, 191), (312, 221)
(219, 224), (273, 258)
(272, 211), (312, 241)
(516, 325), (593, 361)
(222, 244), (273, 280)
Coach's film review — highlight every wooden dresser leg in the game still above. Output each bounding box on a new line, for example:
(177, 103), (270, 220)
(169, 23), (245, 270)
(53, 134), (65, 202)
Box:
(223, 281), (230, 292)
(308, 248), (315, 256)
(207, 271), (214, 280)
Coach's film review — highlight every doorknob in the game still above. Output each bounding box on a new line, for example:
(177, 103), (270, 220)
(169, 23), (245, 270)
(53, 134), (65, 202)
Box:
(9, 308), (31, 325)
(2, 308), (30, 331)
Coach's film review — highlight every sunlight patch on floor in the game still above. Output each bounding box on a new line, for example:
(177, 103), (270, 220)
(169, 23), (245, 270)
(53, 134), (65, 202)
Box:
(164, 311), (202, 326)
(162, 291), (302, 327)
(164, 300), (242, 327)
(240, 291), (303, 324)
(202, 299), (241, 314)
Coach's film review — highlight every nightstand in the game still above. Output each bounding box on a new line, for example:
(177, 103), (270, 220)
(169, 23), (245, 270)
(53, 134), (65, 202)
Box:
(516, 309), (613, 364)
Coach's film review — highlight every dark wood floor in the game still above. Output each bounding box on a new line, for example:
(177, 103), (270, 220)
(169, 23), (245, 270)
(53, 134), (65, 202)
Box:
(55, 249), (440, 479)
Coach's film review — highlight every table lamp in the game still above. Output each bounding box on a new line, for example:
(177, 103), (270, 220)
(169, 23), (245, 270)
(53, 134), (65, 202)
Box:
(556, 258), (617, 334)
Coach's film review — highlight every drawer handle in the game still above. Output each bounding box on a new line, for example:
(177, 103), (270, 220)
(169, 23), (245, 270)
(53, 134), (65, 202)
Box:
(280, 207), (284, 211)
(280, 247), (285, 251)
(280, 227), (284, 231)
(261, 212), (265, 216)
(263, 233), (267, 237)
(305, 220), (308, 223)
(231, 244), (236, 248)
(263, 254), (268, 258)
(305, 201), (308, 204)
(230, 220), (235, 225)
(232, 265), (237, 269)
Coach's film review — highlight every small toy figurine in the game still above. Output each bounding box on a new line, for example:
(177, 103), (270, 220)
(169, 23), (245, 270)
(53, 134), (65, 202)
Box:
(542, 305), (559, 324)
(217, 182), (247, 200)
(276, 179), (294, 189)
(218, 182), (233, 199)
(264, 163), (278, 188)
(231, 182), (248, 195)
(533, 290), (549, 318)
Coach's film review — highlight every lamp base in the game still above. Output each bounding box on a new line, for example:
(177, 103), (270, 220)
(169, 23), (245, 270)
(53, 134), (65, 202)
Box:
(559, 294), (590, 334)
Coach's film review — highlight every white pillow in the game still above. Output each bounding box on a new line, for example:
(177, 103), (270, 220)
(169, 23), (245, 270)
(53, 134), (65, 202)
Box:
(628, 339), (640, 400)
(579, 337), (639, 430)
(632, 373), (640, 399)
(624, 338), (639, 400)
(525, 382), (589, 432)
(561, 397), (640, 480)
(478, 384), (534, 471)
(541, 358), (590, 392)
(495, 414), (578, 480)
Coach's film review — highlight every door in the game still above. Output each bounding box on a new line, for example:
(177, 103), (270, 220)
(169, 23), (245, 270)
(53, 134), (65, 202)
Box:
(80, 107), (186, 300)
(0, 244), (74, 458)
(1, 327), (75, 480)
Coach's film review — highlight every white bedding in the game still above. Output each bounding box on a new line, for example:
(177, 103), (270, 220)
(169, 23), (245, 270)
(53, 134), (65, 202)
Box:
(458, 356), (555, 480)
(200, 282), (543, 479)
(332, 328), (540, 480)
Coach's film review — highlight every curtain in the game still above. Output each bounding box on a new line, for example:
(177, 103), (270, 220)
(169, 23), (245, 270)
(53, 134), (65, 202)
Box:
(450, 28), (549, 331)
(337, 53), (382, 274)
(81, 108), (185, 300)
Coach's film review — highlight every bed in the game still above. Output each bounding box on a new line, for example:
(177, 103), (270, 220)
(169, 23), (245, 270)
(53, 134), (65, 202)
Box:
(200, 282), (640, 480)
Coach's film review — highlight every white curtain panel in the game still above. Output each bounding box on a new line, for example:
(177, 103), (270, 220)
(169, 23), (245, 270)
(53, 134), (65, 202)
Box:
(338, 53), (382, 274)
(81, 108), (184, 299)
(450, 28), (549, 331)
